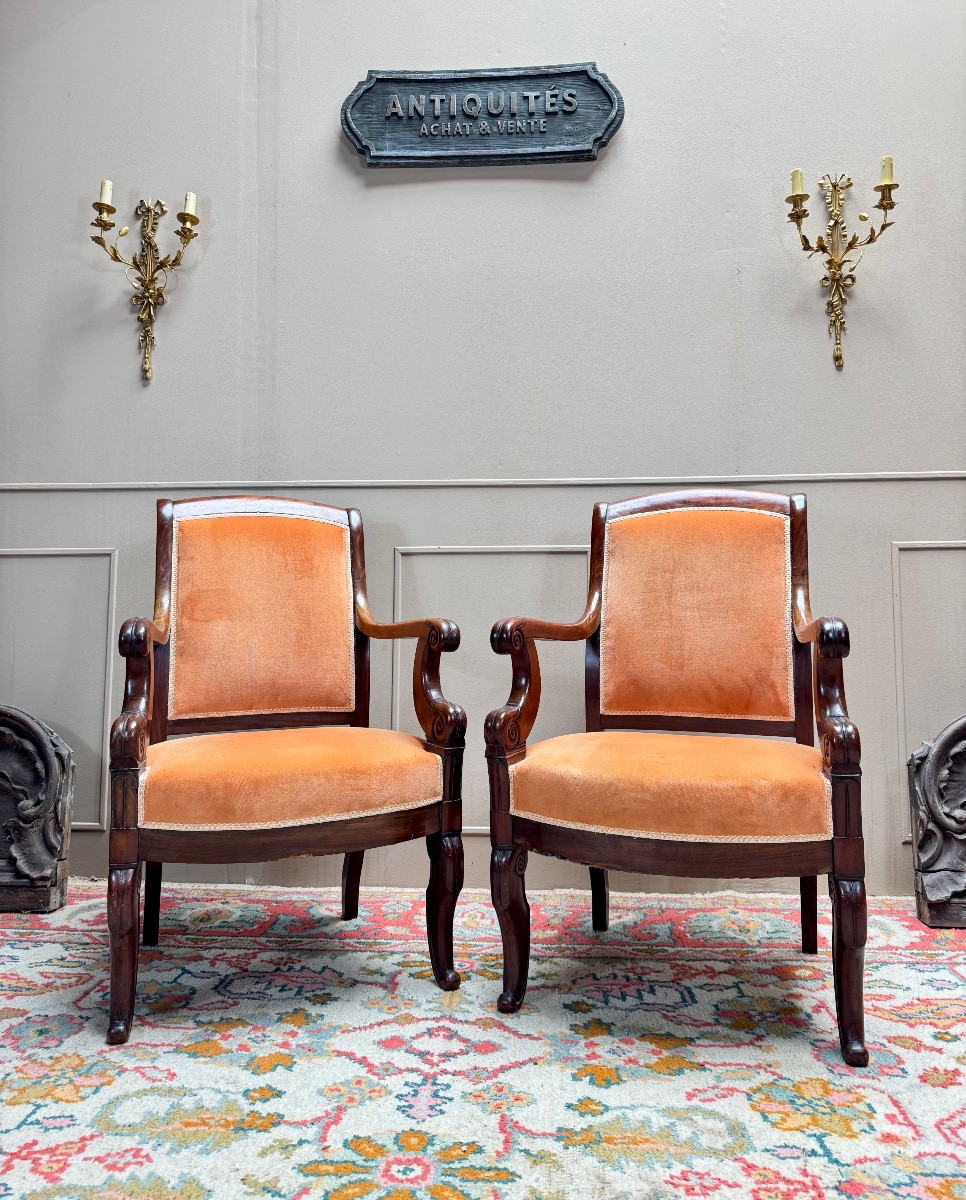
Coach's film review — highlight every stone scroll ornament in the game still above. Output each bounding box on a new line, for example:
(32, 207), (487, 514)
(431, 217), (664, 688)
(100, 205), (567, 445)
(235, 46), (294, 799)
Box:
(909, 713), (966, 927)
(0, 707), (75, 912)
(341, 64), (623, 167)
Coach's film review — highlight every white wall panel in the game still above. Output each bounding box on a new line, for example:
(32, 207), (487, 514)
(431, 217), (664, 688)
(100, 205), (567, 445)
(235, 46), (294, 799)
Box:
(0, 549), (116, 829)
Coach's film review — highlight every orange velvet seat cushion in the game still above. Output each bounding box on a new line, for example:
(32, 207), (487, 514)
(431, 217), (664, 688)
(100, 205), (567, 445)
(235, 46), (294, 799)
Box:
(139, 727), (442, 830)
(509, 732), (831, 842)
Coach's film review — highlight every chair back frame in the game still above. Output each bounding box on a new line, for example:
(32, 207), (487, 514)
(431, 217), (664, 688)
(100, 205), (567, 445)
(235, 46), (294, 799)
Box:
(150, 495), (371, 742)
(584, 489), (814, 745)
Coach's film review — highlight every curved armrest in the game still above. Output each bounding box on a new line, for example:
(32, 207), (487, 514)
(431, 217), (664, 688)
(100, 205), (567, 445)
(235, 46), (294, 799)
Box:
(346, 511), (463, 749)
(412, 622), (466, 750)
(794, 601), (859, 771)
(110, 615), (168, 770)
(357, 601), (464, 748)
(491, 596), (600, 649)
(485, 623), (543, 757)
(486, 554), (602, 757)
(356, 608), (460, 651)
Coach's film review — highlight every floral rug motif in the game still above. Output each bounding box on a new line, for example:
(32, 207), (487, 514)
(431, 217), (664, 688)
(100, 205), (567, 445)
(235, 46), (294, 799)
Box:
(0, 883), (964, 1199)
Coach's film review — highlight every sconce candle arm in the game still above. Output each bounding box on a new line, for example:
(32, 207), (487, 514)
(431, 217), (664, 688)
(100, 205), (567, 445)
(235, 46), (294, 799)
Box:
(852, 215), (894, 251)
(91, 232), (135, 270)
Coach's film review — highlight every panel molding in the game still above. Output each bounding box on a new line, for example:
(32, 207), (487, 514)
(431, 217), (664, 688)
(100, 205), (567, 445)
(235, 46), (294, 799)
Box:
(0, 547), (117, 831)
(891, 540), (966, 843)
(391, 544), (590, 836)
(0, 471), (964, 492)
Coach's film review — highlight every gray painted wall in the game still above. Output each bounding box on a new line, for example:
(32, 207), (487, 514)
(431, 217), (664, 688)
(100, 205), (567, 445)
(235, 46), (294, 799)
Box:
(1, 1), (964, 895)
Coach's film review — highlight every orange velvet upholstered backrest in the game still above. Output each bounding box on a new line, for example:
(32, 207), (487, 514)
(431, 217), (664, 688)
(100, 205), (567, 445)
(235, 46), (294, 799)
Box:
(599, 501), (794, 721)
(166, 500), (355, 721)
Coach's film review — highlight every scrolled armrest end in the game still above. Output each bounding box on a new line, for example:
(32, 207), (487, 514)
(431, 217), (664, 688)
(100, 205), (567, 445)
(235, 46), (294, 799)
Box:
(426, 617), (460, 654)
(817, 617), (850, 659)
(118, 617), (166, 658)
(819, 716), (861, 770)
(798, 614), (850, 658)
(119, 618), (149, 658)
(110, 711), (148, 769)
(491, 617), (527, 655)
(485, 705), (525, 757)
(426, 698), (467, 748)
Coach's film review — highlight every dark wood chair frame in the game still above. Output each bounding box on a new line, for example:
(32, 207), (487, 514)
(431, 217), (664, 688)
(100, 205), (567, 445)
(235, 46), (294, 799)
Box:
(108, 495), (465, 1044)
(484, 489), (868, 1067)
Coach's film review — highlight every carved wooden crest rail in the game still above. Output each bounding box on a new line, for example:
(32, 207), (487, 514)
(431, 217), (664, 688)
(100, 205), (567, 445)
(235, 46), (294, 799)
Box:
(341, 64), (624, 168)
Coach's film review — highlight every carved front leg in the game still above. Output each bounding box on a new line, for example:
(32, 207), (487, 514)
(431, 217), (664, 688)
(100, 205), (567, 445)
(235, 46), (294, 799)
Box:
(425, 832), (463, 990)
(491, 843), (530, 1013)
(107, 862), (141, 1044)
(830, 875), (868, 1067)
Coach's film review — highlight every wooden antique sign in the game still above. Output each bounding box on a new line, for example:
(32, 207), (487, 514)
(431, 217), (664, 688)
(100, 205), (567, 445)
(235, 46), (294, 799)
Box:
(341, 63), (623, 168)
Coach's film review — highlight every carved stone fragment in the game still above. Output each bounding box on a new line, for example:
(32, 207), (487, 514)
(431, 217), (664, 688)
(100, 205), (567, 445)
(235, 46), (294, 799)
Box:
(0, 707), (75, 912)
(909, 714), (966, 927)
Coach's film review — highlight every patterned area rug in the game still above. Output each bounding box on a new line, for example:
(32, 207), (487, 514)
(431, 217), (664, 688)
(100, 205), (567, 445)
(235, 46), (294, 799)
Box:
(0, 884), (964, 1199)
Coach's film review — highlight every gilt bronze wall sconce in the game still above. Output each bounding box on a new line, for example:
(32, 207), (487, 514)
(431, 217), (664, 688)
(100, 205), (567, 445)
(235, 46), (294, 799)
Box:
(90, 181), (200, 380)
(785, 158), (897, 368)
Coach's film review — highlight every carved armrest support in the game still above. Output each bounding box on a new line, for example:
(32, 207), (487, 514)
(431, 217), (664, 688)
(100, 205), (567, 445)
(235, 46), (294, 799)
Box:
(357, 604), (464, 748)
(348, 508), (463, 748)
(412, 620), (466, 750)
(485, 623), (543, 757)
(110, 710), (148, 771)
(486, 592), (600, 757)
(110, 615), (168, 772)
(819, 714), (861, 772)
(484, 704), (529, 759)
(486, 533), (601, 758)
(794, 603), (858, 771)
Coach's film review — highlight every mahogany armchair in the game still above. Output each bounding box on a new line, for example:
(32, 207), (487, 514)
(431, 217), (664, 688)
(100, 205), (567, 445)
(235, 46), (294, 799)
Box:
(108, 496), (465, 1044)
(485, 489), (867, 1066)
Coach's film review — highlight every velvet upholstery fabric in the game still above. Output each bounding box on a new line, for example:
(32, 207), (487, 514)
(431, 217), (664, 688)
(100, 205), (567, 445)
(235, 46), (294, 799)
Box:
(509, 731), (831, 841)
(139, 726), (443, 830)
(600, 507), (794, 720)
(168, 512), (354, 719)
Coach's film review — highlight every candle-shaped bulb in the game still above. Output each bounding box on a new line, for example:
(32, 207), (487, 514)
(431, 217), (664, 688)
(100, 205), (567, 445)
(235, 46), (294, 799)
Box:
(790, 168), (804, 196)
(99, 179), (113, 206)
(183, 191), (197, 217)
(879, 156), (894, 186)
